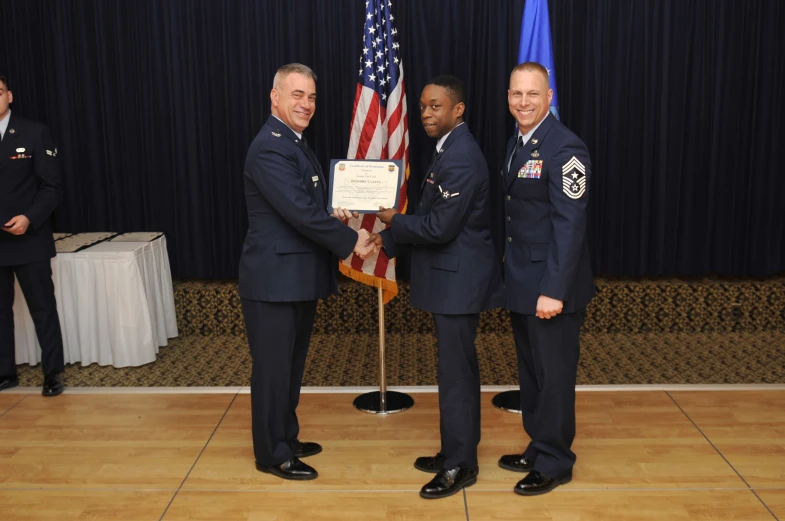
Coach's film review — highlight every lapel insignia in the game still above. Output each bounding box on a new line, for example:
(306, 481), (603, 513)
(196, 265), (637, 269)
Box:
(562, 156), (587, 199)
(271, 132), (281, 137)
(16, 148), (25, 153)
(430, 172), (434, 178)
(8, 128), (15, 134)
(531, 139), (538, 145)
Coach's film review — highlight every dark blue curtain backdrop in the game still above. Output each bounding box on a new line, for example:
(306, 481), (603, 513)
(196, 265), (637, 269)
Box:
(1, 0), (783, 279)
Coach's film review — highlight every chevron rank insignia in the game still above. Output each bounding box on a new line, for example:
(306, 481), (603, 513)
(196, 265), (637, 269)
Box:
(438, 185), (459, 200)
(562, 157), (586, 199)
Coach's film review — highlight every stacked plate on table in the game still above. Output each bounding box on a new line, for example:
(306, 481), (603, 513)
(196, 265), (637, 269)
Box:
(53, 233), (74, 240)
(111, 232), (164, 242)
(55, 232), (118, 253)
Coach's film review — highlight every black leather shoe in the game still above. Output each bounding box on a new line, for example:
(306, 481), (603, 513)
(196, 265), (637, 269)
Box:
(292, 441), (322, 458)
(42, 373), (64, 397)
(498, 453), (535, 473)
(514, 470), (572, 496)
(414, 452), (445, 473)
(420, 467), (478, 499)
(0, 375), (19, 392)
(256, 457), (318, 481)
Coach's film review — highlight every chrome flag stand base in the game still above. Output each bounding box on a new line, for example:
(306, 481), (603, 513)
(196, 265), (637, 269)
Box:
(491, 390), (522, 414)
(353, 285), (414, 414)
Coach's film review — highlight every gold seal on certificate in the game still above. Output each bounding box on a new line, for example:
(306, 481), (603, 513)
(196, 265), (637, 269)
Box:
(328, 159), (404, 214)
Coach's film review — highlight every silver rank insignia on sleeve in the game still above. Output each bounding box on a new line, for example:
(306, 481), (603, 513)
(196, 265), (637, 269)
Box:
(562, 157), (587, 199)
(438, 185), (459, 200)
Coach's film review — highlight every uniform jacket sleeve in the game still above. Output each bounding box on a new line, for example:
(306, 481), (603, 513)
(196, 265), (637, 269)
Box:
(539, 136), (591, 300)
(389, 151), (479, 246)
(25, 126), (62, 230)
(249, 141), (357, 259)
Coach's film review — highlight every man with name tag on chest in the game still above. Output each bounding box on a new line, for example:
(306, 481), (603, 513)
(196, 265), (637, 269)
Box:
(498, 62), (595, 496)
(370, 75), (504, 499)
(239, 63), (374, 481)
(0, 75), (65, 397)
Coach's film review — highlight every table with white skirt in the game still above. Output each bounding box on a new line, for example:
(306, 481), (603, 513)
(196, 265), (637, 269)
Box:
(13, 234), (179, 368)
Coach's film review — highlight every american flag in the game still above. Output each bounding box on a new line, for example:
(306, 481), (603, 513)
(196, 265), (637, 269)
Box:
(339, 0), (410, 304)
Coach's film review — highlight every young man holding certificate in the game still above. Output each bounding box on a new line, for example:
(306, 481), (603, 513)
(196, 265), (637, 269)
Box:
(370, 75), (504, 499)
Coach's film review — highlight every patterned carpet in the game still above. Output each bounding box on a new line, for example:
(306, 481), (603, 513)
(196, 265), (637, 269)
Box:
(15, 277), (785, 387)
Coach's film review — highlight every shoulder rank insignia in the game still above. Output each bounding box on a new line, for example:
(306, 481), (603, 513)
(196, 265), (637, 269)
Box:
(562, 156), (587, 199)
(438, 185), (459, 200)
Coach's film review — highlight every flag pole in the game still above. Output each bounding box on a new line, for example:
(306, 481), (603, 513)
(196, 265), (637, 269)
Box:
(352, 280), (414, 415)
(377, 284), (387, 411)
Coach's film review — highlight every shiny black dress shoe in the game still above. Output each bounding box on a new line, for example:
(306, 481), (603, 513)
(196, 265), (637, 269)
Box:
(256, 457), (318, 481)
(0, 375), (19, 392)
(498, 453), (535, 473)
(420, 467), (478, 499)
(292, 441), (322, 458)
(414, 452), (445, 473)
(514, 470), (572, 496)
(42, 373), (64, 397)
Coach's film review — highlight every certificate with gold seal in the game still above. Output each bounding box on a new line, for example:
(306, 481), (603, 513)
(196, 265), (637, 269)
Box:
(328, 159), (404, 214)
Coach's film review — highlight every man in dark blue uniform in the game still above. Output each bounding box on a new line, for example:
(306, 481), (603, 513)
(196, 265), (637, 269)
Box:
(372, 75), (504, 499)
(497, 62), (595, 495)
(240, 64), (372, 481)
(0, 76), (65, 397)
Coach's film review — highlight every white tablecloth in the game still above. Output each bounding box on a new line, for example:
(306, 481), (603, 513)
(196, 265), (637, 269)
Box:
(13, 236), (178, 367)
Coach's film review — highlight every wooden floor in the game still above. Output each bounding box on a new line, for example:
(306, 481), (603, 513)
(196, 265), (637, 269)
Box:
(1, 389), (784, 520)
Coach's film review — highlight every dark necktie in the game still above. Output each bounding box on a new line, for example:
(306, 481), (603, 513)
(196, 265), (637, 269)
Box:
(301, 136), (323, 171)
(509, 135), (523, 171)
(430, 148), (439, 167)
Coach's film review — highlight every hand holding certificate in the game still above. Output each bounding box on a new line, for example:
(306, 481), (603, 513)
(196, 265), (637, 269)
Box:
(328, 159), (404, 214)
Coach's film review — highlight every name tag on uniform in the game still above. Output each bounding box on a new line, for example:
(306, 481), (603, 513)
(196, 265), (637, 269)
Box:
(518, 160), (543, 179)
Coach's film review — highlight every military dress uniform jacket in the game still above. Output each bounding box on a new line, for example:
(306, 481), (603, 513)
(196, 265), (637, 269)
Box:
(502, 113), (595, 315)
(382, 124), (504, 315)
(239, 115), (357, 303)
(0, 115), (62, 267)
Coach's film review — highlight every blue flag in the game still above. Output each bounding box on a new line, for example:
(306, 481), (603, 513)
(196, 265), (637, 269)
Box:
(518, 0), (559, 119)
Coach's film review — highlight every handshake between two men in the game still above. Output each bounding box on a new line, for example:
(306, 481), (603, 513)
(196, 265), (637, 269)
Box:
(330, 206), (400, 260)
